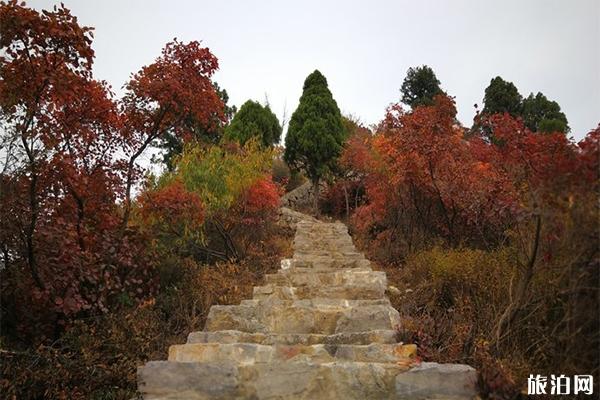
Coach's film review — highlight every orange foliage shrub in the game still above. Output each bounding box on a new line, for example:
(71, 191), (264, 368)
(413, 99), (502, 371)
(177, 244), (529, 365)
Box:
(236, 176), (281, 225)
(138, 180), (205, 236)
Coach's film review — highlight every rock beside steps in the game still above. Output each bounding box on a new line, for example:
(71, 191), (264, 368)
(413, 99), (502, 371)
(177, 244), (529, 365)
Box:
(138, 216), (478, 399)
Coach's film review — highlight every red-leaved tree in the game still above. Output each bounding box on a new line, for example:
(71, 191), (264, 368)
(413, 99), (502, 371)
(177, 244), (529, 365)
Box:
(348, 95), (516, 258)
(120, 39), (225, 228)
(0, 1), (226, 340)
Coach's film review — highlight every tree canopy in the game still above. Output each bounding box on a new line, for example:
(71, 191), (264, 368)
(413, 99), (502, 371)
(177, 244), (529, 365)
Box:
(400, 65), (444, 108)
(481, 76), (523, 117)
(284, 70), (346, 184)
(480, 77), (569, 135)
(522, 92), (569, 133)
(155, 82), (236, 170)
(225, 100), (281, 146)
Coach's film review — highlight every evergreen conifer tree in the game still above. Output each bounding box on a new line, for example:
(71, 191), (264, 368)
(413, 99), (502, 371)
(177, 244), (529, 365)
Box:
(225, 100), (282, 146)
(284, 70), (346, 211)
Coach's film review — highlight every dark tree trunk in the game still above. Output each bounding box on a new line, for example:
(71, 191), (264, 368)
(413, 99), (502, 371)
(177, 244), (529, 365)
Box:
(343, 183), (350, 219)
(313, 177), (320, 216)
(494, 214), (542, 350)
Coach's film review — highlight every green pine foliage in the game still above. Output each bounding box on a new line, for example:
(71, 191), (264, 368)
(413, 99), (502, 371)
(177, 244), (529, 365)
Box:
(482, 76), (523, 117)
(225, 100), (282, 146)
(481, 77), (569, 134)
(400, 65), (444, 108)
(284, 70), (347, 184)
(522, 92), (569, 133)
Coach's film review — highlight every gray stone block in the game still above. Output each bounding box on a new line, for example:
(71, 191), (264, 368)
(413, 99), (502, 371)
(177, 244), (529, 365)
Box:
(395, 362), (478, 399)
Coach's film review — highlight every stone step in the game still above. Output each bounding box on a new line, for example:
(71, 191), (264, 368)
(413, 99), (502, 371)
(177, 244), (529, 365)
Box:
(293, 249), (359, 257)
(291, 250), (362, 258)
(187, 329), (399, 346)
(168, 343), (417, 364)
(253, 283), (385, 300)
(138, 360), (478, 400)
(204, 302), (400, 334)
(239, 298), (391, 307)
(293, 241), (356, 249)
(285, 258), (370, 270)
(265, 268), (385, 288)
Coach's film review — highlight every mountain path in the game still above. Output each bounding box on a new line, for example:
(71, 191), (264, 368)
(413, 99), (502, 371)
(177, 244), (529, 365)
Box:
(137, 209), (478, 399)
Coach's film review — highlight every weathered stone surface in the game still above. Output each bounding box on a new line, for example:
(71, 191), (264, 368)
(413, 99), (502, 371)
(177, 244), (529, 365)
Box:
(204, 304), (266, 333)
(138, 211), (479, 399)
(331, 343), (417, 363)
(395, 362), (478, 399)
(137, 361), (241, 400)
(187, 329), (399, 346)
(279, 181), (324, 209)
(253, 282), (385, 300)
(265, 268), (385, 287)
(168, 342), (417, 364)
(204, 301), (398, 334)
(139, 360), (475, 400)
(280, 257), (371, 269)
(243, 361), (412, 400)
(335, 304), (401, 333)
(277, 206), (318, 229)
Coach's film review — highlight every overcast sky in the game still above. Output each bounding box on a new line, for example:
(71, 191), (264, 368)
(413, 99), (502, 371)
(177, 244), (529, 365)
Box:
(29, 0), (600, 141)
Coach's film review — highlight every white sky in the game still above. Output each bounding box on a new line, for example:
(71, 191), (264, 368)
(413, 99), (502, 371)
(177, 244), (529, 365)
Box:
(29, 0), (600, 141)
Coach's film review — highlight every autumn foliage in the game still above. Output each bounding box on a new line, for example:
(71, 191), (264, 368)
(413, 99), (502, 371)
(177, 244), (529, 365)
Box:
(237, 176), (281, 224)
(134, 139), (281, 266)
(334, 95), (599, 394)
(0, 1), (278, 345)
(0, 2), (287, 398)
(341, 96), (515, 259)
(138, 180), (205, 239)
(340, 95), (595, 257)
(1, 1), (598, 398)
(1, 1), (150, 339)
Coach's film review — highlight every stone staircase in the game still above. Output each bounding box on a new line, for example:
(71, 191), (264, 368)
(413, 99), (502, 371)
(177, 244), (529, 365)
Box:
(138, 215), (478, 399)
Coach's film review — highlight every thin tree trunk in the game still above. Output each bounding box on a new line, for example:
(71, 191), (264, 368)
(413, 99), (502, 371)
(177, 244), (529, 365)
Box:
(494, 214), (542, 350)
(313, 177), (320, 216)
(121, 106), (171, 232)
(428, 160), (454, 245)
(20, 134), (44, 290)
(17, 82), (47, 290)
(343, 183), (350, 219)
(213, 218), (239, 261)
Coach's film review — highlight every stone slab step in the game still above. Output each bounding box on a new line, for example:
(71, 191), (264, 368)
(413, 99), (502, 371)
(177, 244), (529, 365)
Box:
(284, 258), (370, 270)
(292, 244), (357, 252)
(239, 298), (391, 308)
(265, 268), (385, 287)
(168, 342), (417, 364)
(204, 302), (400, 334)
(187, 329), (399, 346)
(252, 283), (385, 300)
(138, 360), (478, 400)
(290, 250), (364, 258)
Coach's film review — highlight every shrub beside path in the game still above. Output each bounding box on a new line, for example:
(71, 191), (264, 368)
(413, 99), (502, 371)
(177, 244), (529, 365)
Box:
(137, 209), (479, 399)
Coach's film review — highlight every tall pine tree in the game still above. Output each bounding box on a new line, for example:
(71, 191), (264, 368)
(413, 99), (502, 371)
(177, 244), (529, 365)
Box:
(285, 70), (346, 211)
